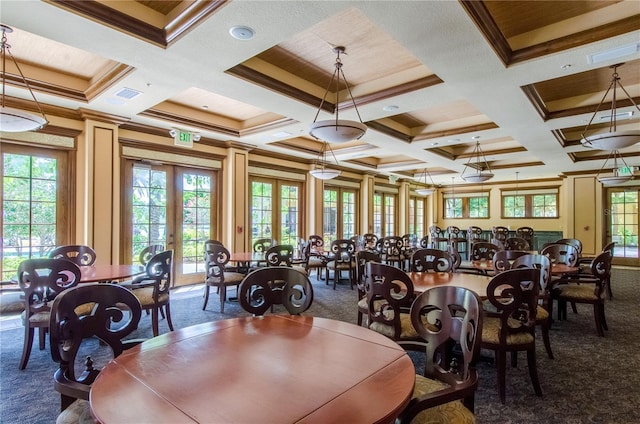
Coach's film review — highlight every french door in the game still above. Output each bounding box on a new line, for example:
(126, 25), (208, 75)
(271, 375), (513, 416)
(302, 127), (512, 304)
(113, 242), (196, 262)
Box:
(250, 177), (301, 248)
(605, 187), (639, 266)
(123, 161), (217, 286)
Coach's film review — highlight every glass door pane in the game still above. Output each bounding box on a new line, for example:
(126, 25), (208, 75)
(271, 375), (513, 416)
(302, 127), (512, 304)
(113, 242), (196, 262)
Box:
(323, 189), (338, 246)
(607, 188), (639, 265)
(251, 181), (274, 246)
(179, 171), (212, 277)
(280, 184), (299, 246)
(131, 165), (168, 263)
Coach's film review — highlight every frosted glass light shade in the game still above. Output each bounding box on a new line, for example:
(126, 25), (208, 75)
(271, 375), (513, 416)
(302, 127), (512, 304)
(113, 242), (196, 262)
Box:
(461, 172), (494, 183)
(580, 130), (640, 150)
(309, 119), (367, 143)
(309, 168), (341, 180)
(416, 187), (435, 195)
(0, 106), (47, 132)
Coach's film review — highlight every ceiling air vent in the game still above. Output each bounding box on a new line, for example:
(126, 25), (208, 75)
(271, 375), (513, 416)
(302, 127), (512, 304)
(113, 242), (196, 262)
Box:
(115, 87), (142, 100)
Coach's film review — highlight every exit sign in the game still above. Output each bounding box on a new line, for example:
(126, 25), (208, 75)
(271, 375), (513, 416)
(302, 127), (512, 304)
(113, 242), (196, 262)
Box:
(173, 129), (193, 148)
(617, 166), (633, 176)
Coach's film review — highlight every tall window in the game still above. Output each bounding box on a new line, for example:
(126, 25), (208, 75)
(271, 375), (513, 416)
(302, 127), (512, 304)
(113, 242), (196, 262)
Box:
(409, 197), (426, 236)
(1, 145), (71, 281)
(250, 177), (301, 247)
(502, 188), (558, 218)
(323, 187), (357, 245)
(180, 173), (212, 273)
(444, 193), (488, 219)
(608, 189), (638, 260)
(131, 166), (168, 263)
(373, 192), (397, 236)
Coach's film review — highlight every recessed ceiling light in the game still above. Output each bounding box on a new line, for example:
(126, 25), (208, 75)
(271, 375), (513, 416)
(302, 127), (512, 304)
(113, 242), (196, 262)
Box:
(448, 139), (459, 143)
(229, 26), (255, 40)
(272, 131), (292, 138)
(383, 105), (399, 112)
(472, 136), (481, 140)
(561, 64), (572, 70)
(202, 105), (209, 109)
(431, 142), (439, 146)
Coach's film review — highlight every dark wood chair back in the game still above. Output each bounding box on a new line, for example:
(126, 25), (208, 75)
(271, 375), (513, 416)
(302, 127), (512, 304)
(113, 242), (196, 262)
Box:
(491, 226), (509, 242)
(265, 244), (294, 267)
(139, 244), (165, 265)
(381, 235), (404, 266)
(516, 227), (534, 247)
(398, 286), (483, 422)
(365, 262), (415, 340)
(253, 238), (275, 253)
(512, 254), (552, 294)
(555, 238), (583, 255)
(49, 283), (143, 411)
(410, 248), (453, 272)
(330, 238), (356, 264)
(49, 245), (97, 266)
(467, 226), (485, 243)
(469, 242), (500, 261)
(308, 234), (324, 251)
(492, 249), (530, 273)
(355, 250), (381, 287)
(504, 237), (530, 251)
(540, 243), (579, 266)
(17, 258), (82, 370)
(239, 266), (313, 315)
(419, 235), (430, 248)
(363, 233), (379, 251)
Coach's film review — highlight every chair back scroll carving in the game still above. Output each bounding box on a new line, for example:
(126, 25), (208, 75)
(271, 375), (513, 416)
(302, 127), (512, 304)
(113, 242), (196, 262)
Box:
(49, 245), (97, 266)
(239, 267), (313, 315)
(410, 248), (453, 272)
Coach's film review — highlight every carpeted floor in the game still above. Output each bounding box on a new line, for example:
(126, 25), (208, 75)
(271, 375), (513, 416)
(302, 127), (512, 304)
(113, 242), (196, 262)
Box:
(1, 268), (638, 423)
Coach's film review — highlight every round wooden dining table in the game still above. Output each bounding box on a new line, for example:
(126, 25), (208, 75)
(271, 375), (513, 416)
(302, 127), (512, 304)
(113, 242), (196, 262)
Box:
(90, 315), (415, 424)
(79, 264), (144, 283)
(407, 271), (492, 298)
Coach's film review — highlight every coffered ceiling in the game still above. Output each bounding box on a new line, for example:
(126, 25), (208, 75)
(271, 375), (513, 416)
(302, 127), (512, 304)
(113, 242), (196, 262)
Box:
(1, 0), (639, 186)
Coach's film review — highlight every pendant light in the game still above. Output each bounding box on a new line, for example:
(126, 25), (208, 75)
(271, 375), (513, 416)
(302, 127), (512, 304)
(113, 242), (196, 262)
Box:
(415, 168), (436, 195)
(461, 138), (494, 183)
(596, 149), (634, 185)
(309, 141), (341, 180)
(309, 46), (367, 144)
(580, 63), (640, 150)
(0, 25), (48, 132)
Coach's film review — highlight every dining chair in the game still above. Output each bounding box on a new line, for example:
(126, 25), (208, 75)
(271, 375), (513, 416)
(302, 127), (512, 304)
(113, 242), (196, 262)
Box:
(365, 262), (419, 342)
(552, 251), (611, 337)
(381, 235), (405, 269)
(301, 240), (327, 280)
(252, 238), (276, 254)
(49, 245), (97, 266)
(17, 258), (82, 370)
(447, 226), (469, 260)
(396, 286), (483, 424)
(512, 254), (555, 359)
(492, 249), (529, 274)
(238, 266), (313, 315)
(418, 235), (430, 248)
(516, 227), (535, 249)
(540, 243), (579, 267)
(354, 250), (381, 326)
(363, 233), (379, 251)
(469, 241), (500, 262)
(481, 268), (542, 403)
(202, 245), (245, 313)
(428, 226), (449, 250)
(122, 250), (174, 336)
(49, 283), (143, 424)
(467, 226), (485, 246)
(504, 237), (530, 251)
(325, 238), (356, 289)
(138, 243), (165, 266)
(555, 238), (583, 256)
(577, 241), (615, 298)
(410, 248), (453, 272)
(491, 226), (509, 244)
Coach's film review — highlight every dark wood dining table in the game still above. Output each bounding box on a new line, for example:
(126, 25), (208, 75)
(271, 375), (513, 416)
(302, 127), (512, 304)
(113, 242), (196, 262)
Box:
(407, 271), (492, 298)
(79, 264), (144, 283)
(90, 315), (415, 424)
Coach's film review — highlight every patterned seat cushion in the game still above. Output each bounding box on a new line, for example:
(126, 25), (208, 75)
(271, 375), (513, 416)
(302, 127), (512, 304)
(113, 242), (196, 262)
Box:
(56, 399), (97, 424)
(482, 317), (534, 345)
(369, 312), (417, 339)
(222, 271), (245, 284)
(308, 257), (325, 267)
(0, 292), (24, 315)
(557, 284), (598, 301)
(405, 375), (476, 424)
(536, 305), (549, 320)
(131, 287), (169, 308)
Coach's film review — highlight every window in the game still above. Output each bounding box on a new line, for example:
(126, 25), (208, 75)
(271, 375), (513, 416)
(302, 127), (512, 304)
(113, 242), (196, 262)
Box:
(502, 188), (559, 218)
(409, 197), (426, 236)
(250, 177), (301, 247)
(1, 145), (72, 281)
(323, 187), (358, 245)
(373, 192), (397, 236)
(443, 193), (488, 219)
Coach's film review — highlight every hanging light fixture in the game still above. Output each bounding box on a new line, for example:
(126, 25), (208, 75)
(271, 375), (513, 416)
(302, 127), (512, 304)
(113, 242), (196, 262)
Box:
(309, 46), (367, 144)
(580, 63), (640, 150)
(309, 141), (341, 180)
(415, 168), (436, 195)
(0, 25), (47, 132)
(461, 138), (494, 183)
(596, 149), (634, 185)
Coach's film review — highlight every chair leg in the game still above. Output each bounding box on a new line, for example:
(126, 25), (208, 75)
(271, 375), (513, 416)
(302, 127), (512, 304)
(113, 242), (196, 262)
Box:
(570, 302), (578, 314)
(19, 326), (35, 370)
(202, 285), (210, 310)
(540, 319), (554, 359)
(151, 307), (159, 337)
(164, 303), (174, 332)
(219, 285), (226, 314)
(496, 350), (507, 404)
(38, 327), (47, 350)
(526, 348), (543, 397)
(510, 351), (518, 368)
(600, 303), (608, 331)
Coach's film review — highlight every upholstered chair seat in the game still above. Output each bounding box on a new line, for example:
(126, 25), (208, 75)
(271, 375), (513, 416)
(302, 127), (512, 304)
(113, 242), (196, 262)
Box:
(556, 285), (599, 301)
(55, 399), (96, 424)
(407, 376), (477, 424)
(482, 317), (535, 345)
(369, 311), (417, 339)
